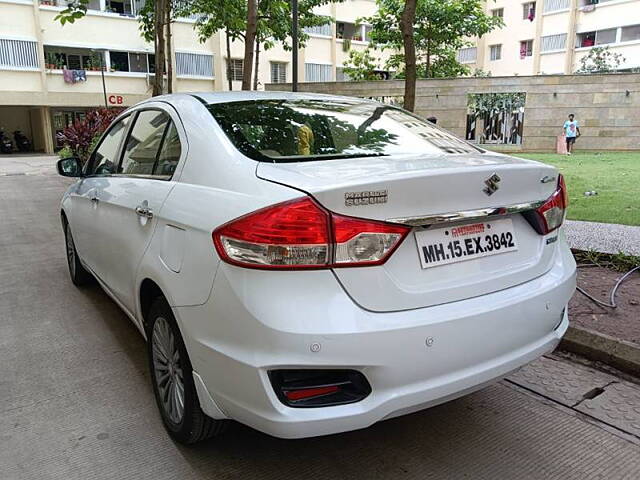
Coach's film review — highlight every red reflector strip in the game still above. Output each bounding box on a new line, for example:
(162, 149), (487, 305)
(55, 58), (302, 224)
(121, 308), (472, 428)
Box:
(283, 385), (339, 401)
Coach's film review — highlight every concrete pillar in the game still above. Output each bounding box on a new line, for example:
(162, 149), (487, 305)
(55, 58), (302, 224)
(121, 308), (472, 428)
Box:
(212, 32), (225, 91)
(32, 0), (48, 94)
(564, 0), (579, 74)
(30, 107), (54, 154)
(43, 107), (54, 154)
(532, 0), (545, 74)
(330, 3), (338, 80)
(475, 36), (487, 72)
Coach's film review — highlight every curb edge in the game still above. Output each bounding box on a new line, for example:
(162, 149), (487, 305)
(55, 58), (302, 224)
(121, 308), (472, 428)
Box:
(560, 325), (640, 377)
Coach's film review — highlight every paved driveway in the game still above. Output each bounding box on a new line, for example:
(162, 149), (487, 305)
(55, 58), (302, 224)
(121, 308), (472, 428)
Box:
(1, 165), (639, 480)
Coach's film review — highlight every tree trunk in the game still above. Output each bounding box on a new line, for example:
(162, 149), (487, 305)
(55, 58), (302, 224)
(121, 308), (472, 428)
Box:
(253, 38), (260, 90)
(426, 37), (431, 79)
(153, 0), (166, 96)
(399, 0), (417, 111)
(165, 2), (173, 93)
(242, 0), (258, 91)
(225, 28), (233, 90)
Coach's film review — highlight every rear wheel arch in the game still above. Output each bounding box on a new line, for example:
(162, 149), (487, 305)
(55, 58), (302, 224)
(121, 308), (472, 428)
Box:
(139, 278), (166, 332)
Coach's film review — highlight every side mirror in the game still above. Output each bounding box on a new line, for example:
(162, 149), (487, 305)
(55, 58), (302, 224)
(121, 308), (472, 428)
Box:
(57, 157), (83, 177)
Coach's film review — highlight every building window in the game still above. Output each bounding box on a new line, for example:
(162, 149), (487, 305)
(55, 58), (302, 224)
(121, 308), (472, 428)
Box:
(303, 21), (332, 37)
(109, 51), (129, 71)
(0, 38), (39, 69)
(44, 46), (106, 70)
(336, 22), (370, 42)
(304, 63), (332, 82)
(543, 0), (569, 12)
(491, 8), (504, 18)
(541, 33), (567, 52)
(577, 28), (616, 48)
(129, 52), (149, 72)
(519, 40), (533, 58)
(523, 2), (536, 21)
(228, 59), (244, 81)
(270, 62), (287, 83)
(364, 25), (373, 42)
(337, 22), (356, 40)
(490, 44), (502, 61)
(621, 24), (640, 42)
(594, 28), (617, 45)
(105, 0), (138, 16)
(579, 0), (615, 6)
(456, 47), (477, 63)
(176, 52), (213, 77)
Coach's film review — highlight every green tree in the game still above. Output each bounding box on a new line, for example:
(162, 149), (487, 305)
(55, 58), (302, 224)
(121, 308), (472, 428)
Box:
(576, 46), (626, 74)
(253, 1), (337, 89)
(364, 0), (503, 110)
(187, 0), (337, 90)
(185, 0), (245, 90)
(342, 49), (384, 81)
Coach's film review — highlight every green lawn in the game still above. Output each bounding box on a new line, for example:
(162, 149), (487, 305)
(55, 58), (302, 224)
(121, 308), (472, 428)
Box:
(514, 152), (640, 226)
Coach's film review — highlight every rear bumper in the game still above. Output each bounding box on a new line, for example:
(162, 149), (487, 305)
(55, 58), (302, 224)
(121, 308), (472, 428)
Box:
(176, 242), (576, 439)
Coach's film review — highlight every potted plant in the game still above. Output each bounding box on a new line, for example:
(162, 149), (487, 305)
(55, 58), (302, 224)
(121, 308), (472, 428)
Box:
(91, 54), (103, 71)
(45, 52), (57, 70)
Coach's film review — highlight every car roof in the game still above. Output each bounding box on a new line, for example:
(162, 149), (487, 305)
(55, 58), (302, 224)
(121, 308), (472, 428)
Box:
(147, 91), (380, 106)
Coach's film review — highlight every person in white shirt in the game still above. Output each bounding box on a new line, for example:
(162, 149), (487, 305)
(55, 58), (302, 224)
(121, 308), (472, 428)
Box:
(562, 114), (581, 156)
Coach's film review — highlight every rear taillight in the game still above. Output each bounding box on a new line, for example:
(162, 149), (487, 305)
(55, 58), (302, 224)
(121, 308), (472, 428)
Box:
(213, 197), (410, 269)
(525, 174), (568, 235)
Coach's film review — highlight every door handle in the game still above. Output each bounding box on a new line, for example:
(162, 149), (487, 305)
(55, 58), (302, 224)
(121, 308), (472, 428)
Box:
(90, 195), (99, 203)
(135, 205), (154, 219)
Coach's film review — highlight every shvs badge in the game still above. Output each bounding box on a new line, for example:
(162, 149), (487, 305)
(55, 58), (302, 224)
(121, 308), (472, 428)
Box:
(345, 190), (388, 207)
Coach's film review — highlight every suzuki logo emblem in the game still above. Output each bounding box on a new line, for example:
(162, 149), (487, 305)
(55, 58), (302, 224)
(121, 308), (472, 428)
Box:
(483, 173), (501, 196)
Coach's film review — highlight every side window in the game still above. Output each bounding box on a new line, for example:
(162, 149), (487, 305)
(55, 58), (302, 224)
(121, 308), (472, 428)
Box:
(155, 122), (182, 177)
(119, 110), (169, 176)
(90, 116), (130, 176)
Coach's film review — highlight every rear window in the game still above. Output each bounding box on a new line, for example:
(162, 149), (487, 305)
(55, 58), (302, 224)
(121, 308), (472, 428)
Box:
(207, 99), (481, 163)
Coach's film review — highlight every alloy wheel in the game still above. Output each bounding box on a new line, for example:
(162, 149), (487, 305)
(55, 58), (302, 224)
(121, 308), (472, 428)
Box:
(151, 316), (185, 425)
(66, 225), (76, 277)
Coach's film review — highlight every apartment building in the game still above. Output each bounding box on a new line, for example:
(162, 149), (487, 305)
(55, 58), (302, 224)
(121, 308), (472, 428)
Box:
(0, 0), (380, 153)
(457, 0), (640, 76)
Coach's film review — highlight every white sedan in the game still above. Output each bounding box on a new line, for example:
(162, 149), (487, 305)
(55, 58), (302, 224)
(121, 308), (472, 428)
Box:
(57, 92), (576, 443)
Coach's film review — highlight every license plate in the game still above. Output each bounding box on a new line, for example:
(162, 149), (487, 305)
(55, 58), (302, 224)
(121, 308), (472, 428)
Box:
(415, 218), (518, 269)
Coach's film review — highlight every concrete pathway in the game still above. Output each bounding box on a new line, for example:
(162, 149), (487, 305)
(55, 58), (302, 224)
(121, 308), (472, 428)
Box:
(0, 153), (58, 176)
(565, 220), (640, 256)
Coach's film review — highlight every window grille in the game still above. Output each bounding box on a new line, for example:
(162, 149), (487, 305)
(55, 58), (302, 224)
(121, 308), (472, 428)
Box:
(0, 38), (39, 69)
(270, 62), (287, 83)
(176, 52), (213, 77)
(456, 47), (477, 63)
(304, 63), (332, 82)
(541, 33), (567, 51)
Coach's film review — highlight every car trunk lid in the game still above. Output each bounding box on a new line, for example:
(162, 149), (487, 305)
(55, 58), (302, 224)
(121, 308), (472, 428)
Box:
(257, 152), (561, 312)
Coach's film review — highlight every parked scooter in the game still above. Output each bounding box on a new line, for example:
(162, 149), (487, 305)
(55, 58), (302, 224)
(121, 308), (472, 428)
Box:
(0, 129), (14, 154)
(13, 130), (31, 152)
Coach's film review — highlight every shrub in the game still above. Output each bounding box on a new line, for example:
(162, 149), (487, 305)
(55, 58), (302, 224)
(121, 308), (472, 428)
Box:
(57, 108), (123, 164)
(57, 145), (73, 159)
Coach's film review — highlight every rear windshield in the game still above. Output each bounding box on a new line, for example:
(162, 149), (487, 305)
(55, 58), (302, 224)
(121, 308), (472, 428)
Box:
(207, 99), (481, 163)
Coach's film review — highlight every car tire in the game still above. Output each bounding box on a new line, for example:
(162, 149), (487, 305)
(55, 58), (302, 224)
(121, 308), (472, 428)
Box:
(64, 222), (93, 286)
(147, 296), (226, 444)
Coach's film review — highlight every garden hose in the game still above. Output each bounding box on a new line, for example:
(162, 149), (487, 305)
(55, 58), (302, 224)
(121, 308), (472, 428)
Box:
(576, 264), (640, 309)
